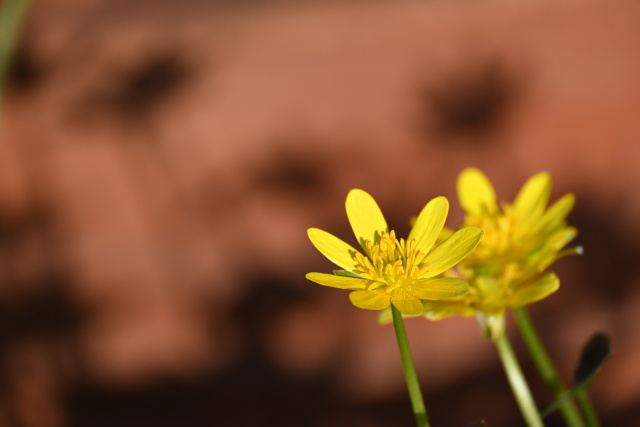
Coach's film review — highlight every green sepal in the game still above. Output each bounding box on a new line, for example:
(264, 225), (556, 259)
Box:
(333, 269), (362, 278)
(476, 312), (505, 340)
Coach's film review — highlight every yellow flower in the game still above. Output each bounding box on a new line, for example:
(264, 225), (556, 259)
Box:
(423, 168), (580, 323)
(306, 189), (483, 316)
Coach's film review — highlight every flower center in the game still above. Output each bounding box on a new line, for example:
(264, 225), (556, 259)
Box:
(466, 206), (535, 263)
(351, 230), (429, 292)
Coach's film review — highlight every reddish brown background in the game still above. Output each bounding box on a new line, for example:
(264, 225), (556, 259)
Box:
(1, 0), (639, 426)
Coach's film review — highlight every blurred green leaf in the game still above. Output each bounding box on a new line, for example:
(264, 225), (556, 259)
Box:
(575, 332), (610, 385)
(541, 332), (610, 418)
(465, 421), (487, 427)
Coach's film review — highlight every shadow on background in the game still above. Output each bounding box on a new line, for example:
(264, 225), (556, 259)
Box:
(1, 0), (640, 426)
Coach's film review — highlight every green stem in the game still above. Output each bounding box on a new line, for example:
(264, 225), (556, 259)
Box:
(391, 305), (429, 427)
(514, 306), (586, 427)
(0, 0), (31, 103)
(576, 389), (601, 427)
(494, 330), (545, 427)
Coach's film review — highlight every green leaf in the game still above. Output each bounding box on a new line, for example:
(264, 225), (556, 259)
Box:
(540, 332), (610, 418)
(575, 332), (610, 385)
(465, 420), (487, 427)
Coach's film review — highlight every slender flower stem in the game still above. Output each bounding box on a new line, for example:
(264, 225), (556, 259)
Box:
(494, 330), (545, 427)
(391, 305), (429, 427)
(514, 307), (586, 427)
(576, 389), (601, 427)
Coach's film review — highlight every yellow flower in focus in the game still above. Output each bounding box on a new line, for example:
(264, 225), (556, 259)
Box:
(306, 189), (483, 316)
(423, 168), (580, 324)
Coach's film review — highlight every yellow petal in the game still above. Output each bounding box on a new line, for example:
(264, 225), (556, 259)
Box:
(377, 307), (393, 325)
(423, 301), (476, 320)
(345, 189), (388, 249)
(411, 278), (469, 300)
(514, 172), (551, 220)
(349, 290), (391, 310)
(438, 226), (455, 243)
(408, 196), (449, 255)
(511, 273), (559, 307)
(307, 228), (360, 271)
(537, 193), (575, 234)
(545, 226), (578, 252)
(423, 226), (483, 277)
(391, 293), (424, 316)
(457, 168), (498, 215)
(532, 227), (578, 272)
(305, 272), (369, 290)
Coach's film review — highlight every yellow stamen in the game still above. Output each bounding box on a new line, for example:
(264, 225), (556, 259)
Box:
(352, 231), (429, 293)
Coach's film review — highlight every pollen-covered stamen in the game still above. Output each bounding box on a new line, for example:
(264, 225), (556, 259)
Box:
(352, 230), (430, 292)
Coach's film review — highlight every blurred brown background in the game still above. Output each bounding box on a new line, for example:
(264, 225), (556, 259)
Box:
(1, 0), (639, 426)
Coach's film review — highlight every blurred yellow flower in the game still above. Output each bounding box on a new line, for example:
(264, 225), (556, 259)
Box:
(306, 189), (483, 316)
(423, 168), (580, 327)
